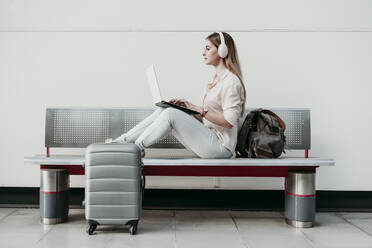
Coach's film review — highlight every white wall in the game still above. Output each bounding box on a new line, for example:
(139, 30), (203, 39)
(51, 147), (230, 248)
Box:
(1, 0), (371, 190)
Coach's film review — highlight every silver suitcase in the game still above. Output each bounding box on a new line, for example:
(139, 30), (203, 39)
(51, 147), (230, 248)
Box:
(85, 143), (144, 235)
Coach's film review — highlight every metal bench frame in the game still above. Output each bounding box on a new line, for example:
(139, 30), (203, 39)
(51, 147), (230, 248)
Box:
(25, 107), (335, 228)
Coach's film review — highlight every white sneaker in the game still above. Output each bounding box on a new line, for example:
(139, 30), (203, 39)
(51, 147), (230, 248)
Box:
(112, 135), (128, 143)
(107, 139), (144, 157)
(106, 136), (128, 144)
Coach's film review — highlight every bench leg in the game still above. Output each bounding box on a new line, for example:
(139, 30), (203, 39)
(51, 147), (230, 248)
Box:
(284, 171), (316, 228)
(40, 168), (70, 224)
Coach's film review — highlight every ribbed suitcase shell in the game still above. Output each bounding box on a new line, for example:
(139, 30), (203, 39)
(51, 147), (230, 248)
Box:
(85, 143), (143, 228)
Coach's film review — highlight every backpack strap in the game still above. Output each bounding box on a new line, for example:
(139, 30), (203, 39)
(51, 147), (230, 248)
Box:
(236, 111), (257, 157)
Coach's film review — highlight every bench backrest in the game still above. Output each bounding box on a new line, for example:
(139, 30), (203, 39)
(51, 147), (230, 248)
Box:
(45, 108), (310, 150)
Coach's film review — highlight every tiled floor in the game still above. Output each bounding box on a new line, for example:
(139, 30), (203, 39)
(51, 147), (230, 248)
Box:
(1, 208), (372, 248)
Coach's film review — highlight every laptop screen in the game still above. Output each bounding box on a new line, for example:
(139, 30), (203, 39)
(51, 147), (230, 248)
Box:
(146, 64), (163, 104)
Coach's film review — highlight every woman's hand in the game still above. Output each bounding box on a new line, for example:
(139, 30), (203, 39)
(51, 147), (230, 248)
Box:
(169, 98), (203, 114)
(169, 98), (186, 107)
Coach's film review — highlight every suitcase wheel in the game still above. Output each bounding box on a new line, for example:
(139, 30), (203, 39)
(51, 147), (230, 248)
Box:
(129, 223), (138, 235)
(87, 224), (97, 235)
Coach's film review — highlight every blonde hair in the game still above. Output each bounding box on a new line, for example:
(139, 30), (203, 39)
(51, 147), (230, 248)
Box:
(206, 32), (247, 116)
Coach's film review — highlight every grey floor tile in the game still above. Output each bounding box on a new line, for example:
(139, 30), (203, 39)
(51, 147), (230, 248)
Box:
(335, 212), (372, 238)
(174, 211), (246, 248)
(105, 217), (176, 248)
(34, 223), (116, 248)
(0, 208), (17, 221)
(2, 208), (372, 248)
(300, 213), (372, 248)
(232, 213), (313, 248)
(0, 209), (53, 248)
(35, 209), (176, 248)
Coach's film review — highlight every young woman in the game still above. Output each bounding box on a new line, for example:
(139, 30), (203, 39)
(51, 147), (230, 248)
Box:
(108, 32), (247, 158)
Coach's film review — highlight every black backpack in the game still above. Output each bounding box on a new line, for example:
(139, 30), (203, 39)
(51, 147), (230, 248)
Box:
(236, 108), (286, 158)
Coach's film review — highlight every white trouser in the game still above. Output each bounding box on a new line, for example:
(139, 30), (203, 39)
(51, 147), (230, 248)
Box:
(115, 107), (232, 159)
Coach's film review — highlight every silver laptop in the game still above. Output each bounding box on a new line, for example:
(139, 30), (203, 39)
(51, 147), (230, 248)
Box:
(146, 64), (200, 115)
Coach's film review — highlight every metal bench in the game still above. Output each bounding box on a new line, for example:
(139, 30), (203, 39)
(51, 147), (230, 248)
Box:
(24, 107), (335, 227)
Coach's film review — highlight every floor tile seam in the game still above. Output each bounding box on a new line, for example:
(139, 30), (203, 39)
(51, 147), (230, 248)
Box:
(343, 217), (372, 219)
(335, 214), (372, 220)
(335, 213), (372, 238)
(299, 229), (316, 248)
(229, 213), (252, 248)
(0, 209), (18, 222)
(34, 224), (56, 245)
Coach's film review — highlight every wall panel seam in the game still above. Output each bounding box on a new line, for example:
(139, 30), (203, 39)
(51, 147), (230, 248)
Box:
(0, 29), (372, 33)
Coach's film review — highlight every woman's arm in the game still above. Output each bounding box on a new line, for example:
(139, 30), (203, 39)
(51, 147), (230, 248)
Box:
(170, 98), (233, 128)
(202, 108), (233, 128)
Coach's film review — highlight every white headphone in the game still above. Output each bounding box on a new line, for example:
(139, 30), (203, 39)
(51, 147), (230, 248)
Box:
(217, 32), (228, 58)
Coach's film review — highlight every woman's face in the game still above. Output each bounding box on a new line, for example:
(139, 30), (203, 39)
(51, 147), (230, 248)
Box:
(203, 39), (220, 66)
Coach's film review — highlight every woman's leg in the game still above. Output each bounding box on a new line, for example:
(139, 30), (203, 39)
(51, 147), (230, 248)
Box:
(113, 107), (165, 142)
(134, 108), (232, 158)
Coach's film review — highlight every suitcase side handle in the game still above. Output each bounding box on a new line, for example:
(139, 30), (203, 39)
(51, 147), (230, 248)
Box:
(140, 163), (146, 193)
